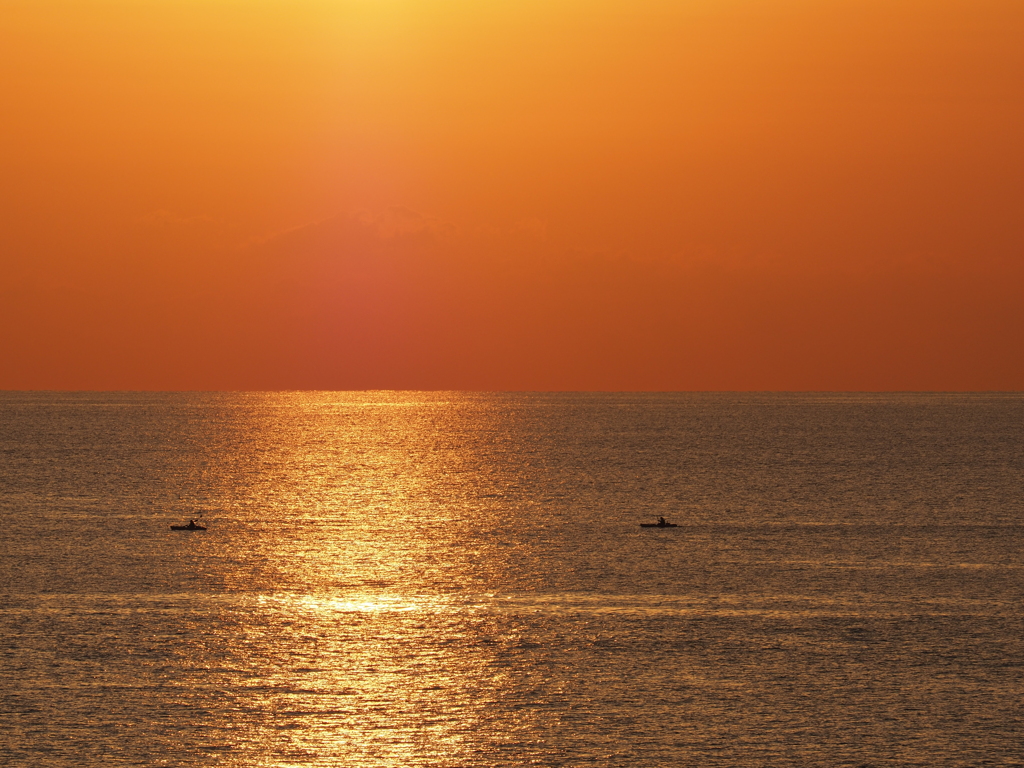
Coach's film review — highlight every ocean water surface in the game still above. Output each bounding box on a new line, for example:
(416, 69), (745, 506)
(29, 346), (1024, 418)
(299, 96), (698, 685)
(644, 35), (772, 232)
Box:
(1, 392), (1022, 766)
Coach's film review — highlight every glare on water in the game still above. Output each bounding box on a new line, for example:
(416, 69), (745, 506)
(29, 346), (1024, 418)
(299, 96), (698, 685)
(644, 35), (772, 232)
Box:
(1, 392), (1023, 766)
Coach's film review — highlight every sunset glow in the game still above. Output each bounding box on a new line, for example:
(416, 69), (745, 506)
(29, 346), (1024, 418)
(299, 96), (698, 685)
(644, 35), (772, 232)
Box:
(2, 0), (1022, 390)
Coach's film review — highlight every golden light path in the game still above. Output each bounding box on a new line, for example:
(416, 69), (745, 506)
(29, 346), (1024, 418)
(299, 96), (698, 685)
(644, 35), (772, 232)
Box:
(173, 392), (549, 765)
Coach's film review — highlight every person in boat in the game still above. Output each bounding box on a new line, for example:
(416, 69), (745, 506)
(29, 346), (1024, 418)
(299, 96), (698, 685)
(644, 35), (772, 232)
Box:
(188, 519), (198, 529)
(658, 516), (667, 527)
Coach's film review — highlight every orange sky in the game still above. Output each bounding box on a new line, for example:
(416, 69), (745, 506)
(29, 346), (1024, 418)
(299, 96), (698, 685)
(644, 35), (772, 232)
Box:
(2, 0), (1022, 390)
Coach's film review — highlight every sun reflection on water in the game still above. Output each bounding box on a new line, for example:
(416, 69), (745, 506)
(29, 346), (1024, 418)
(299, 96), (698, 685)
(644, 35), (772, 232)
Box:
(173, 393), (546, 765)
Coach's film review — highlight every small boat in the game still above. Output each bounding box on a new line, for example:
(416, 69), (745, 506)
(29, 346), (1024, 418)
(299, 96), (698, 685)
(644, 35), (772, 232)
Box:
(171, 520), (206, 531)
(640, 518), (678, 528)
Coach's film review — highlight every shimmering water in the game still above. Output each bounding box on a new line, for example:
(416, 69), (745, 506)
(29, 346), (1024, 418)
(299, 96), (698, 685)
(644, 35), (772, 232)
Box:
(2, 392), (1022, 766)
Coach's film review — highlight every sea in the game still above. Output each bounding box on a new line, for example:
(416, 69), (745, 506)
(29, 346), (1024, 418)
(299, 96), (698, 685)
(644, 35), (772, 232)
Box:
(1, 392), (1022, 767)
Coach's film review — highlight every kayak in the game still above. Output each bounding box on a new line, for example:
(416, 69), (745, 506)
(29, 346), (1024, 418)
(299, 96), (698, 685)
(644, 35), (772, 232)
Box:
(170, 523), (206, 531)
(640, 522), (678, 528)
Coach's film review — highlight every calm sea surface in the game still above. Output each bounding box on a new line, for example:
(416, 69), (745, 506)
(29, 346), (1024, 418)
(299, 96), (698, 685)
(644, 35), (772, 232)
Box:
(1, 392), (1022, 766)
